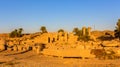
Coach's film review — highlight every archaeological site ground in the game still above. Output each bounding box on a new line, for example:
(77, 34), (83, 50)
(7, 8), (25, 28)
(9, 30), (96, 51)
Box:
(0, 25), (120, 67)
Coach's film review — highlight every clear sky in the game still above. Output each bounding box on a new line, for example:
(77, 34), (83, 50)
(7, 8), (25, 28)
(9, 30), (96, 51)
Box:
(0, 0), (120, 33)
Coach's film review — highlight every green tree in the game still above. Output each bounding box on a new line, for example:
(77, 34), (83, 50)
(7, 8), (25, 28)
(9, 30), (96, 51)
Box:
(14, 29), (18, 37)
(58, 29), (65, 36)
(18, 28), (23, 37)
(72, 27), (90, 41)
(9, 31), (15, 38)
(9, 28), (24, 38)
(73, 27), (79, 35)
(9, 29), (18, 38)
(73, 27), (83, 36)
(114, 19), (120, 40)
(40, 26), (48, 33)
(58, 29), (64, 33)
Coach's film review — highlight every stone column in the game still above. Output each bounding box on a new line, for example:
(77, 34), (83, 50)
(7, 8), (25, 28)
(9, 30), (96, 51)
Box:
(13, 46), (18, 51)
(64, 32), (68, 42)
(18, 45), (22, 51)
(36, 46), (40, 54)
(82, 27), (86, 36)
(55, 34), (58, 41)
(32, 46), (36, 51)
(87, 27), (91, 36)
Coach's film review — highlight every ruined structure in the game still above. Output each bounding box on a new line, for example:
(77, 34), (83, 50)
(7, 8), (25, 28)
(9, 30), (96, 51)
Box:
(0, 27), (120, 59)
(0, 38), (5, 51)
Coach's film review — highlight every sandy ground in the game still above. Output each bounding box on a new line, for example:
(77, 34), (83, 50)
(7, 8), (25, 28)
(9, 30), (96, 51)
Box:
(0, 50), (120, 67)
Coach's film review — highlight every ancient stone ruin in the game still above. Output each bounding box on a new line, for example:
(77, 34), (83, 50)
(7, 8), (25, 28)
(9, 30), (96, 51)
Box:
(0, 27), (120, 59)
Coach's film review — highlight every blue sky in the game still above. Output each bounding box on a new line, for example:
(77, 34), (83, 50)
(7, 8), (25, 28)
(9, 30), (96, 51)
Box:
(0, 0), (120, 33)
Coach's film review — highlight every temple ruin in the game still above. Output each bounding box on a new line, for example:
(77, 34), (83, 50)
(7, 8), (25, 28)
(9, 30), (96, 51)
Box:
(0, 27), (120, 59)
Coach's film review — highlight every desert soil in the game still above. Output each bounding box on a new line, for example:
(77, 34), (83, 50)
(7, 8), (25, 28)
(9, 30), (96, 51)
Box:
(0, 50), (120, 67)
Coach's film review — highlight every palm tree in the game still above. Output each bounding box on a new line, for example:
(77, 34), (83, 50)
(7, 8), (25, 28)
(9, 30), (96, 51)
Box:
(9, 29), (18, 38)
(40, 26), (47, 33)
(14, 29), (18, 37)
(18, 28), (23, 37)
(9, 28), (24, 38)
(19, 28), (23, 33)
(9, 31), (15, 38)
(114, 19), (120, 40)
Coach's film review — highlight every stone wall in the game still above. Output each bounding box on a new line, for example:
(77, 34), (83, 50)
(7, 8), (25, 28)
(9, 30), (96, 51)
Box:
(0, 38), (5, 50)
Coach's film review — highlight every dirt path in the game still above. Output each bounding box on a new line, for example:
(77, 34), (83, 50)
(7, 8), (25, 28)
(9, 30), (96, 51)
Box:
(0, 51), (120, 67)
